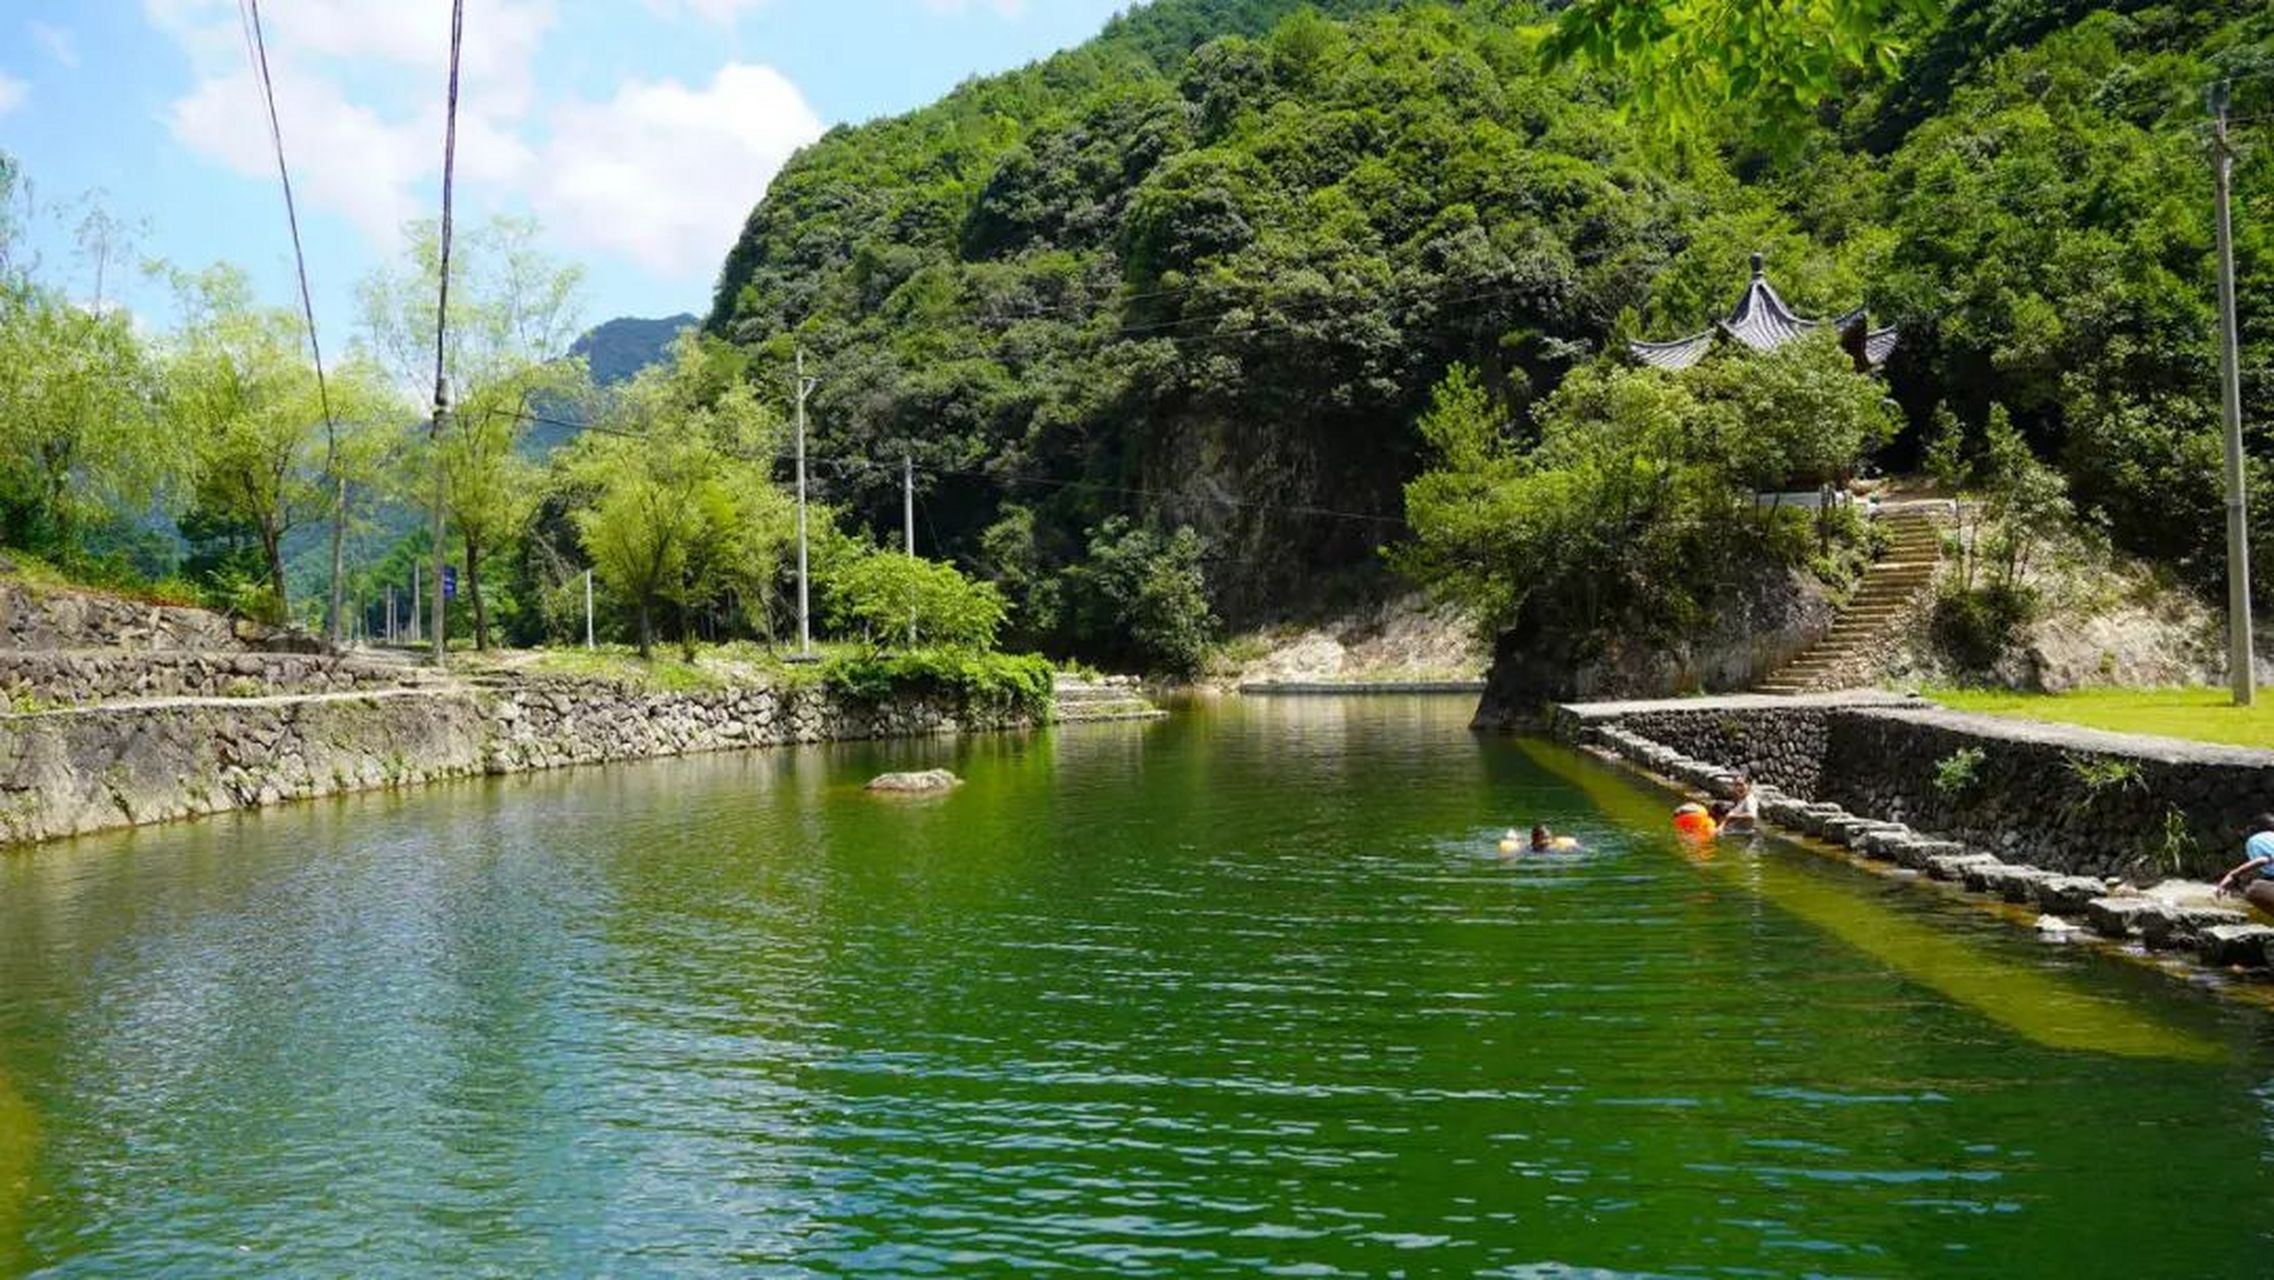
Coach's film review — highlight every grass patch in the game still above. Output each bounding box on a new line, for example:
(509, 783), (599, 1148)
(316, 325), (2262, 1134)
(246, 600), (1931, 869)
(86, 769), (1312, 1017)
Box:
(1928, 686), (2274, 750)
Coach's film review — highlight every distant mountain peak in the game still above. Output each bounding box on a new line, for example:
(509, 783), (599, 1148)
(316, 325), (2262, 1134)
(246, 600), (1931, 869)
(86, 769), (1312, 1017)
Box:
(571, 313), (698, 385)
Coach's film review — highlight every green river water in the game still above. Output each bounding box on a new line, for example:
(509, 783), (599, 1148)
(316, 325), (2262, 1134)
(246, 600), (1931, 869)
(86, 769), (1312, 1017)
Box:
(1, 695), (2271, 1276)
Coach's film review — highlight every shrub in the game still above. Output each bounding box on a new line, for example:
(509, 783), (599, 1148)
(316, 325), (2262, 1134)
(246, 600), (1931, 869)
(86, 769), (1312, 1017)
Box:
(824, 551), (1008, 651)
(1065, 518), (1216, 678)
(1931, 746), (1986, 798)
(1929, 581), (2035, 674)
(821, 648), (1054, 720)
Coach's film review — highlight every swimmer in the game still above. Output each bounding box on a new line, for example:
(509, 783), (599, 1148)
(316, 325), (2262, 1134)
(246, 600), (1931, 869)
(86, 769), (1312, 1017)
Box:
(1531, 824), (1580, 852)
(1719, 777), (1760, 834)
(1498, 828), (1522, 856)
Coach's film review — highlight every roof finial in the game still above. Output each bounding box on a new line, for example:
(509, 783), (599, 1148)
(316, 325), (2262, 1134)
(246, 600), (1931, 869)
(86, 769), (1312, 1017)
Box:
(1750, 251), (1765, 279)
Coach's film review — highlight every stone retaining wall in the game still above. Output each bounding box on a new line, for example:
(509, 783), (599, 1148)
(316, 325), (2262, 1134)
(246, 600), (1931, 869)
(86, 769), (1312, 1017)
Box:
(1551, 694), (2274, 881)
(0, 581), (246, 652)
(0, 678), (1041, 845)
(0, 650), (419, 707)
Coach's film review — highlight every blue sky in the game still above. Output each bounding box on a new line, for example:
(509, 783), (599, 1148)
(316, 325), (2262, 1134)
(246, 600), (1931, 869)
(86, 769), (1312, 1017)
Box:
(2, 0), (1133, 350)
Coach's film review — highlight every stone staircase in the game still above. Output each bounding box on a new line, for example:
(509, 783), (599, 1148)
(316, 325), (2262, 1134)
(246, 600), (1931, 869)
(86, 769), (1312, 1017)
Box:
(1053, 675), (1166, 722)
(1756, 507), (1946, 695)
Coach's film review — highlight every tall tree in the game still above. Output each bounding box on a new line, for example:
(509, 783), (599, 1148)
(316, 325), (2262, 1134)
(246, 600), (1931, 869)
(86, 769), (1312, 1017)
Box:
(564, 337), (791, 657)
(357, 215), (589, 648)
(160, 266), (325, 622)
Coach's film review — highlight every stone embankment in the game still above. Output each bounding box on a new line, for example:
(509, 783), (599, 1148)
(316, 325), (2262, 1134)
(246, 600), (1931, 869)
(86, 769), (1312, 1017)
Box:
(0, 573), (1165, 847)
(1552, 693), (2274, 975)
(1, 672), (1153, 846)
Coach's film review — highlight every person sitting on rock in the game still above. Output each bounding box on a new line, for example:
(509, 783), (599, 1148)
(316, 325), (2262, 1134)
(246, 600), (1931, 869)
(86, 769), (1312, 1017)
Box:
(2214, 814), (2274, 913)
(1531, 824), (1579, 852)
(1719, 778), (1760, 835)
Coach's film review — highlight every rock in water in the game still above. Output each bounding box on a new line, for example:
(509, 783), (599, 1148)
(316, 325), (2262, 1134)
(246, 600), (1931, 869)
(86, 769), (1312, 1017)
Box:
(865, 769), (961, 794)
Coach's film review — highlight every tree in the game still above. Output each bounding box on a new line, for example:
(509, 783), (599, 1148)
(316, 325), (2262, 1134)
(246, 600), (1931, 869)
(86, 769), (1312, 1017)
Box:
(1065, 518), (1217, 677)
(824, 551), (1009, 651)
(0, 286), (168, 558)
(358, 215), (589, 649)
(566, 337), (790, 657)
(160, 266), (324, 622)
(1541, 0), (1942, 146)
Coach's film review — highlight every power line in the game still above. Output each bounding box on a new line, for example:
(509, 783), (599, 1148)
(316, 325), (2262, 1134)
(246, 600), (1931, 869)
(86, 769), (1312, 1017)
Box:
(235, 0), (333, 432)
(478, 403), (1408, 529)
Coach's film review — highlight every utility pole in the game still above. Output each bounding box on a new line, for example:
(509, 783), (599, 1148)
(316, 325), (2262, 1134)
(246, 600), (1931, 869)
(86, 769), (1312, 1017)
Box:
(409, 566), (421, 644)
(584, 568), (595, 651)
(429, 376), (451, 667)
(2212, 82), (2255, 705)
(904, 451), (917, 647)
(793, 348), (818, 659)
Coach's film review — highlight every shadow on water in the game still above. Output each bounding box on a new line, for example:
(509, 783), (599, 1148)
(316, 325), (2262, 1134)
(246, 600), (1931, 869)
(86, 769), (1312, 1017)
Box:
(0, 1067), (32, 1275)
(1517, 738), (2221, 1063)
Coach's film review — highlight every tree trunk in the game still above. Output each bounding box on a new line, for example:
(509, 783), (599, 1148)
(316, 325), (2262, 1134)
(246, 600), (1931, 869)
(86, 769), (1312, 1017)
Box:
(466, 535), (491, 651)
(326, 473), (348, 649)
(637, 598), (654, 659)
(678, 597), (696, 662)
(261, 526), (290, 626)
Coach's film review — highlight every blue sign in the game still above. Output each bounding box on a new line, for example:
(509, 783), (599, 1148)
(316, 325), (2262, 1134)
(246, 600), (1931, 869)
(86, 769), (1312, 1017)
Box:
(442, 566), (458, 601)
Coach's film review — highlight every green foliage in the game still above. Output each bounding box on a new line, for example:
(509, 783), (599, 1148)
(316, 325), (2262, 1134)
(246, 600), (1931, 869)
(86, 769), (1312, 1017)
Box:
(821, 647), (1055, 720)
(1931, 745), (1985, 799)
(2064, 752), (2142, 795)
(1064, 517), (1218, 677)
(1395, 340), (1888, 643)
(823, 550), (1009, 651)
(2153, 806), (2200, 878)
(1542, 0), (1942, 147)
(564, 336), (792, 657)
(1928, 579), (2034, 675)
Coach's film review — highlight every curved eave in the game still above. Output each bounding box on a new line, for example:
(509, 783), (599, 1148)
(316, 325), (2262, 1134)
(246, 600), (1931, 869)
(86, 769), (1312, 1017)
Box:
(1629, 331), (1715, 370)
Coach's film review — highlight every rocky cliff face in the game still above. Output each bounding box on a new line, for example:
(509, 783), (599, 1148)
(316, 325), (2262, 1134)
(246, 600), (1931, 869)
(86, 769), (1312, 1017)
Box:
(1472, 566), (1832, 729)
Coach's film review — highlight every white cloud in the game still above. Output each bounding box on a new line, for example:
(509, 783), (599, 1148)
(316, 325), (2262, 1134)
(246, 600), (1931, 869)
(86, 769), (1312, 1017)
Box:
(535, 63), (822, 278)
(29, 21), (79, 68)
(0, 73), (25, 118)
(149, 0), (555, 246)
(165, 60), (427, 243)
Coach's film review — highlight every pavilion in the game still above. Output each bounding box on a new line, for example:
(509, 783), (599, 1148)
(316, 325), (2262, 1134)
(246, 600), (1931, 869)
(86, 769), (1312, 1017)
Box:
(1629, 253), (1897, 372)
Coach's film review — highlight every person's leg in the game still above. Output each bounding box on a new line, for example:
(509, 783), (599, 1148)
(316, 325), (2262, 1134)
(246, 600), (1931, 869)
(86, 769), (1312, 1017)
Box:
(2243, 880), (2274, 917)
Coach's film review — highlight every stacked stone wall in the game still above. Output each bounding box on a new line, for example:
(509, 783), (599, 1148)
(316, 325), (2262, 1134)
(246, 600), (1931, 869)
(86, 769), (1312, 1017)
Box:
(0, 651), (418, 707)
(0, 678), (1041, 845)
(1554, 696), (2274, 881)
(0, 581), (246, 652)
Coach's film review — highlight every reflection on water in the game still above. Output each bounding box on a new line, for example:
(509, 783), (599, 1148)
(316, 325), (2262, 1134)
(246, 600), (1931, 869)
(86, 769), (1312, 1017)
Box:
(0, 696), (2270, 1276)
(1520, 739), (2219, 1062)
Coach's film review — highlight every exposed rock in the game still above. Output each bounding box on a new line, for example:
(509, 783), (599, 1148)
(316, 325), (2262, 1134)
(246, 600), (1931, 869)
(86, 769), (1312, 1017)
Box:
(2198, 924), (2274, 967)
(2086, 896), (2164, 939)
(2031, 875), (2110, 915)
(865, 769), (962, 794)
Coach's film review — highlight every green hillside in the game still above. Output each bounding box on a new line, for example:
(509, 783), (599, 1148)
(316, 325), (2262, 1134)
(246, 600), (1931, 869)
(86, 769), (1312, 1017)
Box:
(709, 0), (2272, 653)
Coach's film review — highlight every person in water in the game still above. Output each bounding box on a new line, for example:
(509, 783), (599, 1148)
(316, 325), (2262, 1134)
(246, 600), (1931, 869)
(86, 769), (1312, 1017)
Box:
(1672, 802), (1716, 839)
(1530, 824), (1579, 852)
(1719, 778), (1760, 834)
(2214, 813), (2274, 913)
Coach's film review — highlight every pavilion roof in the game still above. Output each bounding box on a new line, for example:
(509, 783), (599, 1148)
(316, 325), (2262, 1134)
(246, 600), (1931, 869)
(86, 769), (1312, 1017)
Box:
(1629, 253), (1895, 372)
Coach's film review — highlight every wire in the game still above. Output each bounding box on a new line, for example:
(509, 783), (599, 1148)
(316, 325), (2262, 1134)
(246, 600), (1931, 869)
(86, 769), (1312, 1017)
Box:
(476, 404), (1409, 528)
(237, 0), (334, 433)
(431, 0), (465, 411)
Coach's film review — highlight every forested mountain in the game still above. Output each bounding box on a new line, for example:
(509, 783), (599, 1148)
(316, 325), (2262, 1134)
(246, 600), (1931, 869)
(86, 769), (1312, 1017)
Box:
(573, 314), (698, 386)
(707, 0), (2273, 651)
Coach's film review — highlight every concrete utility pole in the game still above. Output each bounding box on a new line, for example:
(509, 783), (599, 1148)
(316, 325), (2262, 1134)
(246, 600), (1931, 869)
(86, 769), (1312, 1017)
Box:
(904, 451), (917, 647)
(584, 569), (595, 651)
(429, 376), (451, 667)
(409, 565), (421, 644)
(793, 348), (818, 658)
(2212, 82), (2256, 705)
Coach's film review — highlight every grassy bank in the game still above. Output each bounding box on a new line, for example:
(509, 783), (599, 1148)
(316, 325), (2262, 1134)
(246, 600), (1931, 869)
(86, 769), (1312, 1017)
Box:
(1928, 687), (2274, 750)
